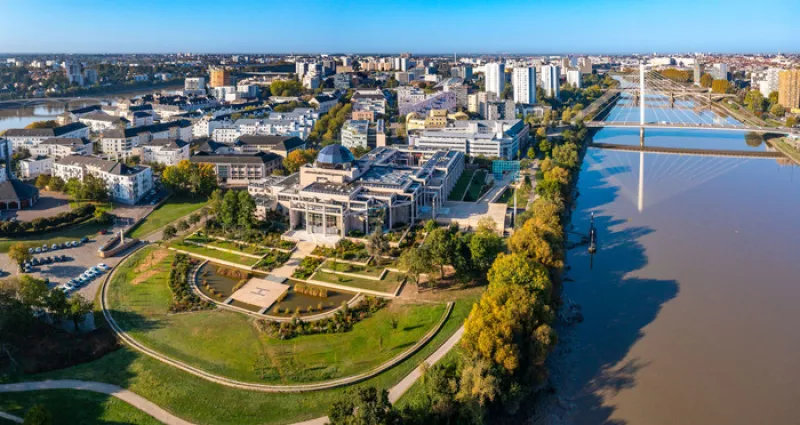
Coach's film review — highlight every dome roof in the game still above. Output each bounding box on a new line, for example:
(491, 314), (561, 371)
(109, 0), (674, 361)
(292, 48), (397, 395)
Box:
(317, 144), (355, 165)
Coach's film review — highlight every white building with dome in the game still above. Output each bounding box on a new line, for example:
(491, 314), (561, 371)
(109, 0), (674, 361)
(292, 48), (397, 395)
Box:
(252, 144), (464, 243)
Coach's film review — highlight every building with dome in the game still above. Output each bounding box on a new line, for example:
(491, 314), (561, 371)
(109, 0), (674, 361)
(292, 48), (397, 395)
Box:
(252, 144), (464, 243)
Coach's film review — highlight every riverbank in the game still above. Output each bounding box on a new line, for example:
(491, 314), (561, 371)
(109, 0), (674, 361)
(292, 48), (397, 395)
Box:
(766, 137), (800, 165)
(0, 82), (183, 110)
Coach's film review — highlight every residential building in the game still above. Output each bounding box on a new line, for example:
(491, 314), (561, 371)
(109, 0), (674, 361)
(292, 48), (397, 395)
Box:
(190, 152), (283, 184)
(693, 63), (703, 86)
(4, 122), (90, 151)
(18, 156), (53, 179)
(210, 67), (231, 88)
(512, 66), (536, 105)
(30, 138), (93, 159)
(485, 100), (515, 121)
(351, 88), (388, 115)
(408, 119), (528, 159)
(138, 139), (190, 166)
(567, 69), (582, 88)
(712, 63), (728, 81)
(397, 87), (456, 116)
(760, 68), (781, 97)
(778, 70), (800, 110)
(341, 119), (386, 150)
(485, 63), (505, 97)
(79, 113), (130, 133)
(542, 65), (561, 98)
(101, 120), (192, 157)
(53, 155), (153, 204)
(310, 94), (339, 113)
(578, 57), (593, 74)
(184, 77), (206, 95)
(333, 73), (352, 90)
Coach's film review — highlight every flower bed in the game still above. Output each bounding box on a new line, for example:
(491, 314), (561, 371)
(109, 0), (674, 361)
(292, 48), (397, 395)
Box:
(292, 257), (324, 279)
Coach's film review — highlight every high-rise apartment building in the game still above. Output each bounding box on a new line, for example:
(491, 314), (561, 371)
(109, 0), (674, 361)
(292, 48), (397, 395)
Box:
(760, 68), (781, 97)
(778, 70), (800, 110)
(542, 65), (560, 99)
(485, 63), (505, 97)
(567, 69), (582, 89)
(209, 67), (231, 88)
(712, 63), (728, 81)
(512, 66), (536, 105)
(693, 63), (703, 86)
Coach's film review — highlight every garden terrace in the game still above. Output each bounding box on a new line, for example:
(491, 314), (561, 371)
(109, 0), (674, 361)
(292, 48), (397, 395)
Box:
(308, 269), (406, 297)
(104, 246), (449, 385)
(128, 195), (207, 239)
(169, 240), (262, 268)
(310, 239), (370, 262)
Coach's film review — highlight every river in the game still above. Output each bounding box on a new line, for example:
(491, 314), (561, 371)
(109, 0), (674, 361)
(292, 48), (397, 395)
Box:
(532, 125), (800, 425)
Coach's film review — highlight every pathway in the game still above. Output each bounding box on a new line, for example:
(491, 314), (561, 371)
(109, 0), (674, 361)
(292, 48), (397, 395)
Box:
(0, 380), (193, 425)
(0, 325), (467, 425)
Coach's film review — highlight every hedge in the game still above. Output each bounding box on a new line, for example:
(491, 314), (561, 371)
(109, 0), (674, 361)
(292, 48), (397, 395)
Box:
(0, 204), (96, 236)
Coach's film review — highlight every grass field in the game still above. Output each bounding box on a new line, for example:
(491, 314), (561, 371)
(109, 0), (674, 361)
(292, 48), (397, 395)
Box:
(128, 195), (207, 239)
(0, 220), (106, 253)
(447, 169), (475, 201)
(186, 234), (270, 256)
(107, 247), (445, 384)
(311, 270), (405, 294)
(773, 139), (800, 165)
(322, 259), (386, 277)
(0, 390), (161, 425)
(463, 169), (490, 202)
(170, 240), (261, 266)
(2, 288), (480, 425)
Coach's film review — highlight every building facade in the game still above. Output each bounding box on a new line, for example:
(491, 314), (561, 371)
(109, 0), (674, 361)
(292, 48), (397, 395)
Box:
(485, 63), (505, 97)
(53, 156), (153, 205)
(512, 66), (536, 105)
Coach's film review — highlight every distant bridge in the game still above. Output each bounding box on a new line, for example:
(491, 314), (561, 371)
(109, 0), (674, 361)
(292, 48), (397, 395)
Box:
(590, 142), (786, 159)
(0, 96), (111, 108)
(585, 121), (793, 135)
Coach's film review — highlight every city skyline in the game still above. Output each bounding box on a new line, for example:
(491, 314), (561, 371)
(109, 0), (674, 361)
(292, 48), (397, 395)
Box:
(1, 0), (798, 54)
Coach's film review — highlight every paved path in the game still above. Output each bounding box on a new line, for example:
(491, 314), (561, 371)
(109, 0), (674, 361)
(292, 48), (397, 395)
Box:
(0, 411), (22, 424)
(0, 380), (193, 425)
(0, 325), (467, 425)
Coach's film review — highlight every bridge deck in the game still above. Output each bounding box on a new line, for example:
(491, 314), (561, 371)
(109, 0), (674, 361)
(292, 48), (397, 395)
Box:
(590, 142), (786, 159)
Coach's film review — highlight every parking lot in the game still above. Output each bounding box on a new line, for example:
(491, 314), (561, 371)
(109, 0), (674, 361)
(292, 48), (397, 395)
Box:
(0, 225), (138, 300)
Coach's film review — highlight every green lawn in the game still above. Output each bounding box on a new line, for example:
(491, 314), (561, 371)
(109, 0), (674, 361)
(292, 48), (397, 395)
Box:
(186, 234), (270, 256)
(0, 390), (161, 425)
(310, 270), (405, 294)
(0, 220), (106, 253)
(774, 139), (800, 165)
(447, 169), (475, 201)
(107, 247), (446, 384)
(3, 289), (480, 425)
(170, 240), (261, 266)
(322, 259), (386, 277)
(128, 195), (207, 239)
(463, 169), (490, 202)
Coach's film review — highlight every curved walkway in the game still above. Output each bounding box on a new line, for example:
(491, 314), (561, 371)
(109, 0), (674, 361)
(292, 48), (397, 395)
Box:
(0, 325), (466, 425)
(101, 245), (454, 392)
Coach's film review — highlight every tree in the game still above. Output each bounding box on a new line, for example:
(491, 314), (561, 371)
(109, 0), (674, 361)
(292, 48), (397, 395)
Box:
(23, 404), (52, 425)
(283, 148), (317, 173)
(488, 253), (552, 296)
(700, 73), (713, 88)
(161, 160), (217, 197)
(94, 209), (112, 225)
(787, 115), (797, 128)
(367, 229), (389, 264)
(469, 227), (504, 274)
(426, 227), (458, 279)
(208, 188), (224, 215)
(711, 79), (729, 94)
(162, 224), (177, 240)
(552, 142), (579, 169)
(8, 243), (32, 266)
(43, 288), (69, 324)
(328, 386), (399, 425)
(457, 360), (499, 407)
(34, 174), (50, 189)
(177, 220), (189, 231)
(24, 120), (58, 129)
(508, 211), (564, 270)
(67, 294), (93, 332)
(17, 276), (49, 308)
(399, 245), (434, 286)
(237, 190), (256, 229)
(48, 176), (65, 192)
(526, 147), (535, 159)
(219, 190), (239, 229)
(64, 178), (82, 199)
(744, 90), (766, 113)
(770, 103), (786, 117)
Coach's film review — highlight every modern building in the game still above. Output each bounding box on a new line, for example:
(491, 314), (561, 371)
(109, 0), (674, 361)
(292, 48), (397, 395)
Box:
(566, 69), (582, 89)
(190, 152), (283, 185)
(184, 77), (207, 95)
(310, 94), (339, 113)
(485, 63), (505, 97)
(541, 65), (561, 99)
(340, 120), (386, 150)
(512, 66), (536, 105)
(693, 63), (703, 86)
(101, 120), (192, 158)
(4, 122), (90, 151)
(711, 63), (728, 81)
(261, 145), (465, 240)
(78, 113), (130, 133)
(53, 155), (153, 204)
(351, 89), (388, 116)
(138, 138), (190, 166)
(18, 156), (53, 179)
(485, 100), (516, 121)
(409, 119), (528, 160)
(397, 87), (456, 116)
(209, 67), (231, 88)
(30, 138), (93, 159)
(778, 70), (800, 110)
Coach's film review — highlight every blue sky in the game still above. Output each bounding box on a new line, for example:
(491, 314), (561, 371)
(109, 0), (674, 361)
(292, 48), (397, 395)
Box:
(0, 0), (797, 54)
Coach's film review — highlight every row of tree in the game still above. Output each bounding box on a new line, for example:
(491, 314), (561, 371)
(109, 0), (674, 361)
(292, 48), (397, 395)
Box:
(0, 275), (94, 337)
(307, 101), (353, 146)
(161, 160), (218, 198)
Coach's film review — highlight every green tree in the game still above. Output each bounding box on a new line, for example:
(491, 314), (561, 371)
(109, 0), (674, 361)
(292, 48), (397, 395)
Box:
(367, 229), (389, 264)
(552, 142), (579, 169)
(162, 224), (177, 240)
(744, 90), (766, 113)
(177, 220), (189, 231)
(208, 188), (224, 216)
(23, 404), (52, 425)
(426, 227), (458, 279)
(43, 288), (69, 324)
(67, 294), (93, 332)
(34, 174), (50, 189)
(469, 227), (504, 274)
(399, 245), (434, 287)
(8, 243), (32, 266)
(48, 176), (65, 192)
(787, 116), (797, 128)
(219, 190), (239, 229)
(17, 276), (49, 308)
(770, 103), (786, 117)
(237, 190), (256, 229)
(328, 386), (399, 425)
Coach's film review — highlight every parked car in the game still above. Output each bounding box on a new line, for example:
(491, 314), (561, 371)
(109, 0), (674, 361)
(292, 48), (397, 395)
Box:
(80, 237), (89, 243)
(99, 229), (108, 235)
(28, 248), (33, 254)
(41, 244), (48, 252)
(97, 263), (110, 271)
(51, 244), (58, 250)
(35, 247), (41, 253)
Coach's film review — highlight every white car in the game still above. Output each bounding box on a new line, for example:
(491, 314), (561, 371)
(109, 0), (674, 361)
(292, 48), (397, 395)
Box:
(97, 263), (110, 271)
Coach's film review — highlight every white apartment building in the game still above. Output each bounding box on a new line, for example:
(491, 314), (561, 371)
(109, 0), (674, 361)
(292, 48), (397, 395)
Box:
(341, 119), (386, 150)
(139, 139), (190, 166)
(4, 123), (90, 151)
(53, 156), (153, 205)
(485, 63), (505, 97)
(409, 119), (528, 160)
(101, 120), (192, 156)
(759, 68), (781, 97)
(512, 66), (536, 105)
(712, 63), (728, 80)
(30, 138), (93, 159)
(184, 77), (206, 95)
(18, 156), (53, 179)
(542, 65), (561, 99)
(567, 69), (582, 89)
(79, 113), (130, 133)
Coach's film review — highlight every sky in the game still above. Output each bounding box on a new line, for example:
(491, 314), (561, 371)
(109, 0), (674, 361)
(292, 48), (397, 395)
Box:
(0, 0), (797, 54)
